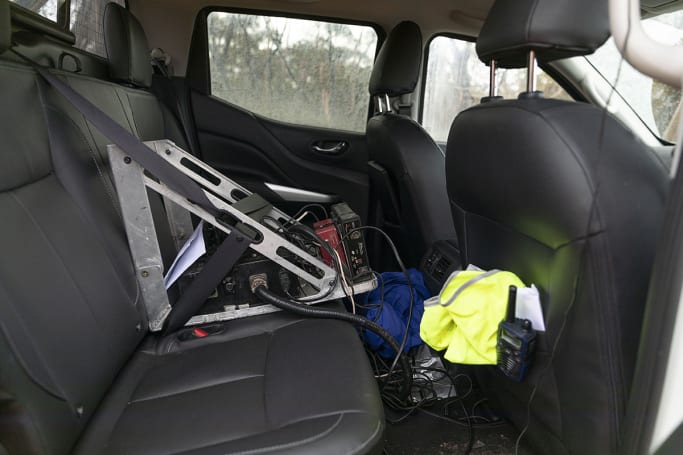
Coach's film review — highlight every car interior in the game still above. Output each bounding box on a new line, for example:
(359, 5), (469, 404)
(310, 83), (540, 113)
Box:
(1, 0), (682, 454)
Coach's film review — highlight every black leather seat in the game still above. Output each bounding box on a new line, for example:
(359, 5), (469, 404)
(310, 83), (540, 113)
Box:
(445, 0), (669, 453)
(366, 21), (457, 268)
(0, 2), (384, 453)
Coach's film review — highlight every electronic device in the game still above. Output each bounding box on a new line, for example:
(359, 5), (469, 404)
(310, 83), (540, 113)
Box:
(331, 202), (370, 278)
(108, 139), (377, 329)
(314, 218), (346, 267)
(185, 203), (373, 319)
(496, 285), (537, 382)
(186, 250), (300, 314)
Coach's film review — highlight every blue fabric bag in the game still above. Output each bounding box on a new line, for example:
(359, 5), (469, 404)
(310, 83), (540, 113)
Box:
(362, 268), (431, 357)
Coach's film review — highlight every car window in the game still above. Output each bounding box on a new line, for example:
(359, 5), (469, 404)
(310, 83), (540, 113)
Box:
(207, 12), (378, 133)
(70, 0), (126, 57)
(422, 36), (572, 142)
(10, 0), (126, 57)
(585, 10), (683, 143)
(9, 0), (59, 21)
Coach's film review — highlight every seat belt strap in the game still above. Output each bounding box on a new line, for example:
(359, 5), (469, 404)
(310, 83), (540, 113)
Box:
(26, 57), (249, 333)
(27, 61), (219, 218)
(163, 229), (250, 333)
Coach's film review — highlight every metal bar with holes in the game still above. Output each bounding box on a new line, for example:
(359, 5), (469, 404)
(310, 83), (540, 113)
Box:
(108, 139), (377, 330)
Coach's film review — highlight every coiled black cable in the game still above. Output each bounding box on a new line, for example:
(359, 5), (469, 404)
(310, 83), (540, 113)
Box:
(253, 285), (413, 399)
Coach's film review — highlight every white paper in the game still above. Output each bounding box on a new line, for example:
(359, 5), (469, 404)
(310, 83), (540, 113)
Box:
(163, 221), (206, 289)
(515, 284), (546, 332)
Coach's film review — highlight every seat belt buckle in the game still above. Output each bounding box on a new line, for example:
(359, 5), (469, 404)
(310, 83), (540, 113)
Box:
(177, 324), (221, 341)
(192, 327), (209, 338)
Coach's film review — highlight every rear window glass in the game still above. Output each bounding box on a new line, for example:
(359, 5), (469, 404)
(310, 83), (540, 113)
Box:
(10, 0), (58, 21)
(10, 0), (126, 57)
(207, 12), (378, 132)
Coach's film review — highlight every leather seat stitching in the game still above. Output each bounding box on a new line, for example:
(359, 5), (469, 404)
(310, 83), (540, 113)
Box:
(128, 374), (265, 404)
(0, 283), (67, 401)
(9, 189), (119, 364)
(169, 413), (345, 455)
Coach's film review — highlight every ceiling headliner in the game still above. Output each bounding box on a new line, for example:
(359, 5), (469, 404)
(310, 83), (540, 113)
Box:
(131, 0), (495, 75)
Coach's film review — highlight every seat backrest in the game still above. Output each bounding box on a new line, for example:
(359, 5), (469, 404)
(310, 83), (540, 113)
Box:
(0, 2), (190, 452)
(366, 21), (456, 267)
(0, 58), (145, 455)
(446, 0), (670, 453)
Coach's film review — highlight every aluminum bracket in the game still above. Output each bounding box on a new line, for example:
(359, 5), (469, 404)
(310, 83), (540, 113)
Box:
(108, 139), (376, 329)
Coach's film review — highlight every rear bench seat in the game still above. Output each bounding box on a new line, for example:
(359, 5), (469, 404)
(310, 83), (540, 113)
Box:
(0, 2), (384, 453)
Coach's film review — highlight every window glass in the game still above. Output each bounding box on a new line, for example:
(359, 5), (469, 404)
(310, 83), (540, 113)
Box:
(10, 0), (59, 21)
(423, 36), (572, 142)
(70, 0), (126, 57)
(585, 10), (683, 143)
(207, 12), (378, 132)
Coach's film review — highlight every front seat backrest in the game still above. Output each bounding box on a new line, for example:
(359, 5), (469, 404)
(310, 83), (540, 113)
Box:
(446, 0), (669, 453)
(367, 21), (457, 268)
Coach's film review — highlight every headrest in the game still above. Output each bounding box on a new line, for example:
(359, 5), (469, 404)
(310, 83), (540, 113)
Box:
(369, 21), (422, 97)
(0, 0), (11, 54)
(104, 3), (152, 88)
(476, 0), (610, 68)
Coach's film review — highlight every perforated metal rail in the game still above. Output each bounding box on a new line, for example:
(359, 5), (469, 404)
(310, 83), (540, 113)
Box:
(108, 139), (376, 331)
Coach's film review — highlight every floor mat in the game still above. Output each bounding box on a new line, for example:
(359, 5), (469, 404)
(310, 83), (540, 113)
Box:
(367, 347), (535, 454)
(383, 406), (533, 455)
(382, 389), (536, 455)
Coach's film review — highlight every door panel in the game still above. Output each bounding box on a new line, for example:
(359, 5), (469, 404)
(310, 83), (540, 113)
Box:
(191, 92), (370, 220)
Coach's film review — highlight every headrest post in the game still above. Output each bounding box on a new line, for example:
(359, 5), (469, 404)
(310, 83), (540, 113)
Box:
(384, 94), (392, 113)
(526, 50), (537, 93)
(489, 60), (497, 97)
(374, 95), (392, 114)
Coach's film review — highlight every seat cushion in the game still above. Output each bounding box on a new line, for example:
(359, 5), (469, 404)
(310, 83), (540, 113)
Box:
(75, 306), (384, 455)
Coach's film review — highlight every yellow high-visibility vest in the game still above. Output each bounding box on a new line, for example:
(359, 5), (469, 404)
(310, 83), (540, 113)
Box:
(419, 269), (525, 364)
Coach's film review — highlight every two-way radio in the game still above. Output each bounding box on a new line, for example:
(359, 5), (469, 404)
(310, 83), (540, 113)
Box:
(496, 285), (537, 382)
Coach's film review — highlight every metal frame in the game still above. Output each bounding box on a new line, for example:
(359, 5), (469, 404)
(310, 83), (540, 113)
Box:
(108, 139), (376, 330)
(526, 50), (537, 93)
(110, 148), (170, 331)
(488, 59), (498, 97)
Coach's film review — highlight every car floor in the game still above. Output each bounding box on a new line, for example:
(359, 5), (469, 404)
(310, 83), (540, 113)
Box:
(381, 384), (535, 455)
(383, 410), (533, 455)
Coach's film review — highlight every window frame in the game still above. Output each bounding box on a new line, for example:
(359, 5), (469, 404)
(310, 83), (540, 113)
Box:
(200, 6), (384, 132)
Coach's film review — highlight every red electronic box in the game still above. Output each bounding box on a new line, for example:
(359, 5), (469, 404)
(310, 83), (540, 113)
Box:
(313, 219), (347, 267)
